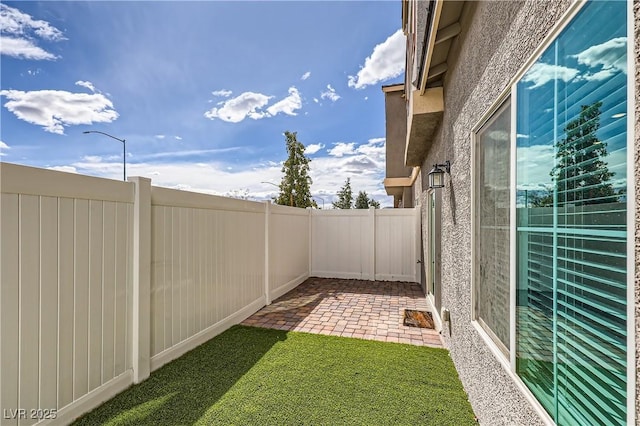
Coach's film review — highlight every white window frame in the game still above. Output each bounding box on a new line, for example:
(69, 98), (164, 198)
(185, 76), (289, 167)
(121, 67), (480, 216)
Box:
(471, 95), (511, 358)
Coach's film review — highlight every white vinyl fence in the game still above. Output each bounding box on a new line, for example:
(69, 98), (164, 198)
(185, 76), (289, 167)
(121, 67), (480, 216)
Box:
(149, 186), (268, 369)
(1, 164), (135, 426)
(311, 208), (420, 282)
(0, 163), (418, 425)
(267, 203), (310, 303)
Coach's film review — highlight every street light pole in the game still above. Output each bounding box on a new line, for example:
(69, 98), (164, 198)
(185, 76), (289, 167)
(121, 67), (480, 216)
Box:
(261, 181), (293, 206)
(83, 130), (126, 181)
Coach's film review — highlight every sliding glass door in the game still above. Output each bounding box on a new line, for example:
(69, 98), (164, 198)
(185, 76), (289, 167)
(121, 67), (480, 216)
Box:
(515, 1), (628, 425)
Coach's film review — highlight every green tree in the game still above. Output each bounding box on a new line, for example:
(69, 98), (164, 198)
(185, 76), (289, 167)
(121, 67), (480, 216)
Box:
(332, 178), (353, 209)
(274, 131), (316, 208)
(355, 190), (380, 209)
(551, 101), (616, 206)
(528, 186), (553, 208)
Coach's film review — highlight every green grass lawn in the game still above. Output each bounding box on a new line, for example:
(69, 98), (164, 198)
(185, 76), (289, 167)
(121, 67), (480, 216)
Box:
(74, 325), (476, 425)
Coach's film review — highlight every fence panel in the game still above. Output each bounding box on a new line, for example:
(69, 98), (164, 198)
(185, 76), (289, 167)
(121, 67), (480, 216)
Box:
(268, 203), (310, 302)
(0, 163), (134, 425)
(375, 209), (418, 282)
(149, 188), (266, 371)
(311, 209), (373, 279)
(311, 208), (419, 282)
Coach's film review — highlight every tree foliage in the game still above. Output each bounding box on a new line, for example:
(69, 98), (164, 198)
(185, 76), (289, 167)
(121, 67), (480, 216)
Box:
(528, 186), (553, 208)
(274, 131), (316, 208)
(332, 178), (353, 209)
(333, 180), (380, 209)
(355, 190), (380, 209)
(551, 101), (616, 206)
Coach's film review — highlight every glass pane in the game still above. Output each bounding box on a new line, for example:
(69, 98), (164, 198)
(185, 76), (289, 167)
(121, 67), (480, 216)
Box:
(515, 1), (627, 425)
(475, 100), (511, 351)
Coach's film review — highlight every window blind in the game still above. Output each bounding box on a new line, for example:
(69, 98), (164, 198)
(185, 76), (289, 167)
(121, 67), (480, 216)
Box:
(515, 1), (627, 425)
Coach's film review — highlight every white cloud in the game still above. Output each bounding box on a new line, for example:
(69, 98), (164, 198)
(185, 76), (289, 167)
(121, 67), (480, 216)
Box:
(522, 38), (627, 88)
(313, 98), (319, 104)
(64, 159), (283, 198)
(310, 138), (389, 206)
(175, 136), (182, 140)
(212, 89), (232, 97)
(521, 62), (579, 89)
(135, 147), (243, 161)
(305, 143), (325, 155)
(0, 37), (58, 60)
(328, 142), (356, 157)
(0, 4), (65, 40)
(574, 37), (626, 76)
(0, 140), (9, 156)
(204, 91), (272, 123)
(325, 139), (386, 171)
(83, 155), (103, 163)
(266, 86), (302, 117)
(204, 86), (303, 123)
(356, 138), (385, 162)
(47, 166), (77, 174)
(0, 89), (118, 134)
(582, 68), (618, 82)
(75, 80), (96, 93)
(0, 4), (65, 60)
(516, 142), (627, 194)
(45, 134), (392, 207)
(301, 71), (311, 80)
(348, 29), (405, 89)
(155, 134), (166, 139)
(320, 84), (340, 102)
(516, 144), (555, 189)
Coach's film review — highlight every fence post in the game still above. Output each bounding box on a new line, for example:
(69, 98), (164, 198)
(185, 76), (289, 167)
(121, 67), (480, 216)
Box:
(129, 177), (151, 383)
(264, 201), (271, 305)
(308, 207), (313, 278)
(369, 207), (376, 281)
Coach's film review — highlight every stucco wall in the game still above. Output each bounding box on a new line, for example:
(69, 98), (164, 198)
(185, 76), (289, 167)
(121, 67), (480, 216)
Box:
(384, 88), (412, 178)
(415, 1), (573, 424)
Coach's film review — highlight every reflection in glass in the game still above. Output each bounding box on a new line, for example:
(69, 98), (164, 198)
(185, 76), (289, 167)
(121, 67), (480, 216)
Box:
(475, 100), (511, 352)
(515, 1), (627, 425)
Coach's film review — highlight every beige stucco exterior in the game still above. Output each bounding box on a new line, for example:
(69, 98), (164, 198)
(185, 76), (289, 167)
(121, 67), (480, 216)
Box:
(382, 84), (416, 208)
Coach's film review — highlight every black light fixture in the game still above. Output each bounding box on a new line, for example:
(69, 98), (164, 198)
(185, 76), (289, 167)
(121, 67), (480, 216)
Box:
(428, 161), (450, 189)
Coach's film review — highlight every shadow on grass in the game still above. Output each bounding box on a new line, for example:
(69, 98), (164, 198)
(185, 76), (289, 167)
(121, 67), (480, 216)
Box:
(73, 326), (287, 426)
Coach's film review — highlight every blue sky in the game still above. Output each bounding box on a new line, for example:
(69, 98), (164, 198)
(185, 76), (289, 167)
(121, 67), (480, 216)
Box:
(1, 1), (405, 206)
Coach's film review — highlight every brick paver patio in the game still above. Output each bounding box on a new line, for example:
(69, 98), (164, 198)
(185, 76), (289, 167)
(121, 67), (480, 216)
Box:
(242, 277), (442, 347)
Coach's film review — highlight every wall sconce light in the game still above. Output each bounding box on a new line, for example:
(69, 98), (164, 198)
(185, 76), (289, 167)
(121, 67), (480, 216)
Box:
(428, 161), (450, 189)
